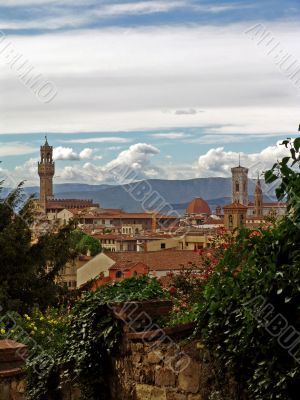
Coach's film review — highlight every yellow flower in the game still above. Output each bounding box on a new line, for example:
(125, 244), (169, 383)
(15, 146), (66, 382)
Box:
(39, 316), (44, 321)
(41, 331), (45, 335)
(0, 328), (5, 335)
(11, 329), (15, 334)
(25, 315), (31, 321)
(30, 331), (35, 336)
(34, 327), (37, 331)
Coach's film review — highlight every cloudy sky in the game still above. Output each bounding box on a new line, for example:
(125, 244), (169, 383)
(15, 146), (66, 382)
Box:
(0, 0), (300, 186)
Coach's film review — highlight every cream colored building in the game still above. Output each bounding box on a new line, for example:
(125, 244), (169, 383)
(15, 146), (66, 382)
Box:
(77, 253), (115, 288)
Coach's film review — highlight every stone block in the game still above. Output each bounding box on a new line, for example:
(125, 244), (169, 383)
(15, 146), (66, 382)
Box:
(146, 351), (163, 364)
(135, 384), (167, 400)
(155, 367), (176, 387)
(188, 395), (203, 400)
(0, 382), (10, 400)
(178, 360), (201, 394)
(166, 391), (187, 400)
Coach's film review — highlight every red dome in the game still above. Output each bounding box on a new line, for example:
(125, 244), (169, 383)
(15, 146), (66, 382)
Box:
(186, 197), (211, 215)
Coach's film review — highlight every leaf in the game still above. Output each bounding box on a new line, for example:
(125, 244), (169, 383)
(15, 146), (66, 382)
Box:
(294, 137), (300, 152)
(265, 170), (278, 184)
(277, 288), (283, 295)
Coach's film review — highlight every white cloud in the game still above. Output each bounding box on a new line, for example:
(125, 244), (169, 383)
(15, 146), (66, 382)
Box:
(151, 132), (189, 139)
(106, 143), (160, 174)
(79, 148), (94, 159)
(0, 142), (37, 157)
(107, 146), (123, 151)
(194, 142), (290, 178)
(53, 146), (94, 160)
(56, 142), (161, 183)
(1, 22), (300, 136)
(63, 137), (131, 144)
(174, 108), (199, 115)
(95, 1), (186, 17)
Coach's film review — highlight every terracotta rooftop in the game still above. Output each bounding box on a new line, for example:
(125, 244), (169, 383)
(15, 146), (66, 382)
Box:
(107, 249), (204, 271)
(223, 202), (248, 209)
(204, 216), (224, 225)
(76, 212), (178, 220)
(186, 197), (211, 215)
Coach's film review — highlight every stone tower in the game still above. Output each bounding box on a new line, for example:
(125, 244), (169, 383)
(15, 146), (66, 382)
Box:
(38, 136), (55, 204)
(231, 161), (248, 206)
(254, 176), (263, 216)
(224, 202), (248, 231)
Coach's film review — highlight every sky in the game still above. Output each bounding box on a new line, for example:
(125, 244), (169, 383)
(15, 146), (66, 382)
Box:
(0, 0), (300, 186)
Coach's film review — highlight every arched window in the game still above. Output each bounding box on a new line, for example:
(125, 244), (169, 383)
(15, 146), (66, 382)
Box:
(240, 214), (244, 226)
(235, 181), (239, 192)
(229, 215), (233, 228)
(116, 271), (123, 278)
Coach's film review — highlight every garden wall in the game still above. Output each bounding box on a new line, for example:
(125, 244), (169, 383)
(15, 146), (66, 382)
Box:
(0, 332), (241, 400)
(109, 333), (238, 400)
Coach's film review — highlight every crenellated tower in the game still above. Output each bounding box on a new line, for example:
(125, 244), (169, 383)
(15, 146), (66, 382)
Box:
(38, 136), (55, 204)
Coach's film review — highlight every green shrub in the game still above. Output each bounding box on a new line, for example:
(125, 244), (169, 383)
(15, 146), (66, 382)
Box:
(195, 138), (300, 399)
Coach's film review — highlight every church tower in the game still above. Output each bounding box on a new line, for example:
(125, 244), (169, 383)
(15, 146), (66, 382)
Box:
(38, 137), (55, 204)
(254, 176), (263, 217)
(231, 161), (248, 206)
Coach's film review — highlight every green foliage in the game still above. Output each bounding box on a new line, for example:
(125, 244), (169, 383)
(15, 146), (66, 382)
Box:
(0, 182), (77, 313)
(71, 229), (102, 256)
(195, 138), (300, 399)
(22, 276), (168, 400)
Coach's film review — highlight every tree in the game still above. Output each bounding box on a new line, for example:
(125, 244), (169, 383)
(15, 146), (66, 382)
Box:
(0, 182), (78, 313)
(74, 231), (102, 256)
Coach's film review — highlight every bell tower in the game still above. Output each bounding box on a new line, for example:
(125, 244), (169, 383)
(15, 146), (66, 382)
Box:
(38, 136), (55, 204)
(254, 176), (263, 217)
(231, 158), (248, 206)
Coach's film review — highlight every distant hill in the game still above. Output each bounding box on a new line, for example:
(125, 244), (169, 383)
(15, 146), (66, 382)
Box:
(16, 177), (277, 214)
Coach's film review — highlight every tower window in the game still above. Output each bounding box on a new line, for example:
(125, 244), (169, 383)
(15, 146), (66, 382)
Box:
(240, 214), (244, 226)
(229, 215), (233, 228)
(235, 181), (239, 192)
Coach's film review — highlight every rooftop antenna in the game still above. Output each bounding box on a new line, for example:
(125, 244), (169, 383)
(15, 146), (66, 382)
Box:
(238, 153), (241, 167)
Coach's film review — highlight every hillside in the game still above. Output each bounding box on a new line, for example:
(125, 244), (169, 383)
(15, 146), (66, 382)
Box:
(18, 177), (276, 213)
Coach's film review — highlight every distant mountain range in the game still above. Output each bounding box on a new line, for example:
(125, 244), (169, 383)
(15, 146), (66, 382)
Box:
(14, 177), (277, 214)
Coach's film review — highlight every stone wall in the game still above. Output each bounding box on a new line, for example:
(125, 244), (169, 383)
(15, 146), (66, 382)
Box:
(0, 375), (26, 400)
(110, 337), (238, 400)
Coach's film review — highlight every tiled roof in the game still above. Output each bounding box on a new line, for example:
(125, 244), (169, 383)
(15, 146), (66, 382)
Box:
(223, 202), (248, 209)
(204, 217), (224, 225)
(186, 197), (211, 215)
(107, 249), (204, 271)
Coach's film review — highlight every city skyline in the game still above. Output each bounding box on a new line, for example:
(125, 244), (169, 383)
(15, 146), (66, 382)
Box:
(0, 0), (300, 184)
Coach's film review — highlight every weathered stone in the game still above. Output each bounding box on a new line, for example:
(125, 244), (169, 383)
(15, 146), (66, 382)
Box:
(132, 353), (142, 364)
(0, 382), (10, 400)
(16, 380), (26, 393)
(155, 367), (176, 387)
(178, 360), (201, 394)
(135, 384), (167, 400)
(146, 351), (163, 364)
(166, 391), (187, 400)
(188, 395), (203, 400)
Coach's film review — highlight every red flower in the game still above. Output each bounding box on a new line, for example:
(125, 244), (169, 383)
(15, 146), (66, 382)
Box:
(169, 287), (177, 295)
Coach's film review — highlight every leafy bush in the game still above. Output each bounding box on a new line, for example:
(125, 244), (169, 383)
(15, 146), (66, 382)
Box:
(17, 276), (168, 400)
(195, 138), (300, 399)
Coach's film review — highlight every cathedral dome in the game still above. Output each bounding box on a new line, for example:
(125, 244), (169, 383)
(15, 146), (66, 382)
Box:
(186, 197), (211, 215)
